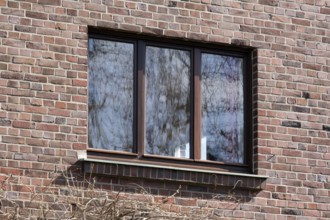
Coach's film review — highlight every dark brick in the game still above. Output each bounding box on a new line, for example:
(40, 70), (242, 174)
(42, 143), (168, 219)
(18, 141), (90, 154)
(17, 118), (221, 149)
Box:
(322, 37), (330, 44)
(0, 119), (11, 126)
(231, 39), (249, 46)
(302, 92), (310, 99)
(259, 0), (279, 6)
(323, 125), (330, 132)
(283, 60), (301, 68)
(282, 209), (302, 216)
(292, 106), (310, 113)
(168, 1), (177, 7)
(282, 121), (301, 128)
(272, 103), (290, 111)
(14, 25), (36, 33)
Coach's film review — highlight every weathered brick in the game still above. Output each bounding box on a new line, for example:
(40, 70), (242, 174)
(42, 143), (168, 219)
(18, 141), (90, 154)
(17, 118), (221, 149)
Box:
(13, 57), (35, 65)
(38, 60), (58, 68)
(240, 25), (260, 33)
(108, 7), (130, 15)
(49, 15), (73, 23)
(24, 74), (47, 83)
(26, 11), (48, 20)
(3, 39), (25, 48)
(2, 136), (25, 144)
(0, 119), (11, 126)
(259, 0), (279, 6)
(38, 0), (61, 6)
(26, 42), (48, 50)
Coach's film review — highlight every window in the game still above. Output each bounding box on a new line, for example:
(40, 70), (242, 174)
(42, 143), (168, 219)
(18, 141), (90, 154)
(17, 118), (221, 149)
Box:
(88, 30), (253, 173)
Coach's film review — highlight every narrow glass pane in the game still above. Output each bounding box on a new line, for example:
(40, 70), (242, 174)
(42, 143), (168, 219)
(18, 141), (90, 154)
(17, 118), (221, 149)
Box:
(201, 53), (244, 164)
(88, 38), (134, 152)
(145, 46), (191, 158)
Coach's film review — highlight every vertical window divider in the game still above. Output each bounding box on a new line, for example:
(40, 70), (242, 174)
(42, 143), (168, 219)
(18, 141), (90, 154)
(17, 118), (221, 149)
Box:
(133, 40), (138, 154)
(137, 40), (146, 158)
(245, 51), (253, 172)
(193, 49), (201, 161)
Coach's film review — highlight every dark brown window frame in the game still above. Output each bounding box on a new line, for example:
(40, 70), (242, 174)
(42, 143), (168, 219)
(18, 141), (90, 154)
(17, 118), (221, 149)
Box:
(87, 28), (253, 174)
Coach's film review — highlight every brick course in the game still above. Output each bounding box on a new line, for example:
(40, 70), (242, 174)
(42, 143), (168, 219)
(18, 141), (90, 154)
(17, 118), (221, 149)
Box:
(0, 0), (330, 219)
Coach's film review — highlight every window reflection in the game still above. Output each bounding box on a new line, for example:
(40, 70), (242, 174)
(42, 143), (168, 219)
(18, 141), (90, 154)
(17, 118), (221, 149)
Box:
(145, 46), (191, 158)
(88, 39), (134, 152)
(201, 53), (244, 164)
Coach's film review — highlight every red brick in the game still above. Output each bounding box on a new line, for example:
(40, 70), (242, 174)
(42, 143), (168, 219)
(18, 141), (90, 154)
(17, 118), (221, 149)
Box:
(0, 167), (23, 175)
(292, 18), (311, 26)
(320, 7), (330, 14)
(36, 123), (59, 132)
(12, 120), (35, 129)
(72, 79), (87, 87)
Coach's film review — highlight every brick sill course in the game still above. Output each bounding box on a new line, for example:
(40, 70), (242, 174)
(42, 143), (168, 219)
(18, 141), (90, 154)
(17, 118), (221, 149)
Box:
(81, 158), (267, 190)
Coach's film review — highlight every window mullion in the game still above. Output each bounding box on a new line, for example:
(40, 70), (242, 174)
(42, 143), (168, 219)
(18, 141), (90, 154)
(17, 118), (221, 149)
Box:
(193, 49), (201, 161)
(137, 40), (146, 158)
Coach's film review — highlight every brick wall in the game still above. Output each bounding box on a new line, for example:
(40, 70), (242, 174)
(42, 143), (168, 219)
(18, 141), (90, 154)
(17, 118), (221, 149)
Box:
(0, 0), (329, 219)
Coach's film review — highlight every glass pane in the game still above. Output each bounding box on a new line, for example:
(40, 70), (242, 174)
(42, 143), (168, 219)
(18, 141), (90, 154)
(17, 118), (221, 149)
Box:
(88, 38), (134, 152)
(145, 46), (191, 158)
(201, 53), (244, 164)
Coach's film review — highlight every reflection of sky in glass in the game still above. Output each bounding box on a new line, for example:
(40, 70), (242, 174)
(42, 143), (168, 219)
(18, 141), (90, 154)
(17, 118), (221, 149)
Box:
(201, 53), (244, 164)
(145, 46), (191, 158)
(88, 39), (134, 152)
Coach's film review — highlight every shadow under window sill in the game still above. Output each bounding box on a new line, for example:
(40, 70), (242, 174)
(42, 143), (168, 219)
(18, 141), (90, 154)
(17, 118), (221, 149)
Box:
(80, 157), (267, 190)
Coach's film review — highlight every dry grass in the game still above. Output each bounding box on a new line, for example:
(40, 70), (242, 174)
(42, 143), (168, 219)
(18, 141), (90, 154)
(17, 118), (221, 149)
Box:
(0, 171), (242, 220)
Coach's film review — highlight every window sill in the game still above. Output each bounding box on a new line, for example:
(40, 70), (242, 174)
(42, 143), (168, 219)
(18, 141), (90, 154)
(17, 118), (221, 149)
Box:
(80, 157), (267, 190)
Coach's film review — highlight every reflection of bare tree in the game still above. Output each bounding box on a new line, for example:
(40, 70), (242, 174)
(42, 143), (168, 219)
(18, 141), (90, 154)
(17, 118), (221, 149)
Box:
(88, 39), (244, 162)
(146, 47), (190, 157)
(88, 39), (134, 151)
(201, 54), (244, 163)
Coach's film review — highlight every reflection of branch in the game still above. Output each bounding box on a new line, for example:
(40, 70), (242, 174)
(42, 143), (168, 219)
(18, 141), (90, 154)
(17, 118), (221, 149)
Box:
(202, 54), (243, 163)
(88, 39), (134, 151)
(146, 47), (190, 157)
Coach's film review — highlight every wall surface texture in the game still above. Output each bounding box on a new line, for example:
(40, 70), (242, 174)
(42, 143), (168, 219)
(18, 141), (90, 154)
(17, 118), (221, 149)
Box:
(0, 0), (330, 219)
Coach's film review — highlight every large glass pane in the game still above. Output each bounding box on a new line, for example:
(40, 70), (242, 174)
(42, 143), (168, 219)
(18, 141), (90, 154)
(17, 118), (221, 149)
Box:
(88, 38), (134, 152)
(201, 53), (244, 164)
(145, 46), (191, 158)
